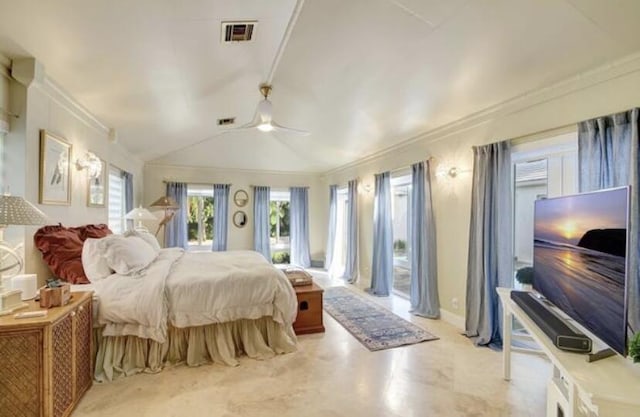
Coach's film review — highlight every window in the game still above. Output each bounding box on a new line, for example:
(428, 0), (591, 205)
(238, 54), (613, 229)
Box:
(512, 132), (578, 289)
(328, 187), (349, 277)
(270, 189), (290, 264)
(187, 185), (214, 251)
(108, 166), (125, 234)
(391, 173), (412, 297)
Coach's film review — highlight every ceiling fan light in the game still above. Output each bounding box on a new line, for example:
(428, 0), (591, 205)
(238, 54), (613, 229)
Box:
(257, 123), (274, 132)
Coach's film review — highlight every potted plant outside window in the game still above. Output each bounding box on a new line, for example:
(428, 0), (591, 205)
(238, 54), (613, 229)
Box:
(515, 267), (534, 290)
(630, 332), (640, 364)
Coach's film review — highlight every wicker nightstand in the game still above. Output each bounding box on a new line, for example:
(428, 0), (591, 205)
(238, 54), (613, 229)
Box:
(0, 291), (93, 417)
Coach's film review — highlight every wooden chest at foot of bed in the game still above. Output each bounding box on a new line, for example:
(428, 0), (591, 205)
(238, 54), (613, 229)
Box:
(293, 283), (325, 335)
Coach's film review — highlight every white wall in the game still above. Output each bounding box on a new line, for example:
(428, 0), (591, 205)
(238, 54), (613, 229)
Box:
(2, 58), (144, 285)
(321, 54), (640, 320)
(144, 163), (326, 260)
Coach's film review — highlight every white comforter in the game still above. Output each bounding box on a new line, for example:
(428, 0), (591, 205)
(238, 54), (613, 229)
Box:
(94, 249), (297, 343)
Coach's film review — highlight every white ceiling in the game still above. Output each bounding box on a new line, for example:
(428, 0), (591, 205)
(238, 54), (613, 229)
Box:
(1, 0), (640, 173)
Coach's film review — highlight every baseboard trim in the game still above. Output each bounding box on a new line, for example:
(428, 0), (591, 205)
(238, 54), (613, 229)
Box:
(440, 309), (465, 330)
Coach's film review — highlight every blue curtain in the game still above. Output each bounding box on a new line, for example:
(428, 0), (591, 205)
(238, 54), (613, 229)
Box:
(253, 186), (271, 262)
(578, 108), (639, 336)
(325, 185), (338, 271)
(212, 184), (230, 251)
(410, 160), (440, 318)
(165, 182), (188, 249)
(341, 179), (358, 283)
(290, 187), (311, 267)
(122, 171), (134, 230)
(465, 141), (512, 347)
(370, 172), (393, 296)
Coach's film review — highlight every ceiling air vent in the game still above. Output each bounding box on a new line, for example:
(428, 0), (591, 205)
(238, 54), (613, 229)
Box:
(217, 117), (236, 126)
(222, 21), (257, 43)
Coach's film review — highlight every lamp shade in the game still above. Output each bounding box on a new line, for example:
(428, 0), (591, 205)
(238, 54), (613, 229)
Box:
(150, 196), (179, 209)
(0, 195), (48, 226)
(125, 206), (157, 221)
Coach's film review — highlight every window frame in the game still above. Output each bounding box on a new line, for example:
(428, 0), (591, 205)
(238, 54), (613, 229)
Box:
(107, 165), (125, 234)
(269, 189), (291, 251)
(186, 185), (215, 251)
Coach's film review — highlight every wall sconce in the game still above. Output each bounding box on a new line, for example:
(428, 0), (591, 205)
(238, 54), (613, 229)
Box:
(358, 183), (372, 194)
(436, 166), (470, 179)
(108, 128), (118, 144)
(75, 152), (103, 179)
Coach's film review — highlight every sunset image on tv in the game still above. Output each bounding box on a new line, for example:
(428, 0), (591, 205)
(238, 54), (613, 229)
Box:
(533, 187), (628, 355)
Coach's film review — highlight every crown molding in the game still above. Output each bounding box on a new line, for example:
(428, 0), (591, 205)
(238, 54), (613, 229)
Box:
(144, 161), (321, 178)
(323, 51), (640, 178)
(39, 75), (110, 134)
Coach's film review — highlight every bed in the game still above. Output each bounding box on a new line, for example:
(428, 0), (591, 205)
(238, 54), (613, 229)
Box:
(35, 225), (298, 381)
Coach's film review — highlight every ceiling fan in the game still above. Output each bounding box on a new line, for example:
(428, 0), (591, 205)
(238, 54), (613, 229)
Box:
(231, 84), (310, 136)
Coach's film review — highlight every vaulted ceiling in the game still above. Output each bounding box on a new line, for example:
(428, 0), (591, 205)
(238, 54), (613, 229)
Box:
(1, 0), (640, 172)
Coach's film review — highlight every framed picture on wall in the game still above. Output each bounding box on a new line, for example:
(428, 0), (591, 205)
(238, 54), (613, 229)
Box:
(87, 156), (107, 207)
(39, 130), (72, 205)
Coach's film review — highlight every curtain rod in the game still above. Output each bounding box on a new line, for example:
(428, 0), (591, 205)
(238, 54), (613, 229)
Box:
(389, 156), (436, 174)
(249, 185), (309, 189)
(162, 180), (232, 186)
(509, 123), (576, 146)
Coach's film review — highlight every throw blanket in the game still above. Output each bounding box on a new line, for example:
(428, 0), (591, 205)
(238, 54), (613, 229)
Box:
(94, 249), (297, 343)
(168, 250), (297, 327)
(93, 248), (183, 342)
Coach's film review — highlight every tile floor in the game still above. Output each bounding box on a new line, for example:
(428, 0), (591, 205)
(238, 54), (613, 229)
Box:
(74, 272), (551, 417)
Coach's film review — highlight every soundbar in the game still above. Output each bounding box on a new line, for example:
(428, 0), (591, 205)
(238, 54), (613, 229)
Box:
(511, 291), (592, 353)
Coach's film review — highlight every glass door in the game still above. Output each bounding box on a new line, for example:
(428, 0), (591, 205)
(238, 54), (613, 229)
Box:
(328, 188), (349, 277)
(391, 174), (412, 297)
(513, 159), (548, 290)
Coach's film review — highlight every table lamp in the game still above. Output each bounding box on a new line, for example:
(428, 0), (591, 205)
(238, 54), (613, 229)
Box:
(150, 196), (179, 237)
(124, 206), (157, 232)
(0, 194), (48, 315)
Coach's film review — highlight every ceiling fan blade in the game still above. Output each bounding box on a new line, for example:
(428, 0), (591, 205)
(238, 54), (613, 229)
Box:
(271, 121), (310, 136)
(233, 120), (260, 131)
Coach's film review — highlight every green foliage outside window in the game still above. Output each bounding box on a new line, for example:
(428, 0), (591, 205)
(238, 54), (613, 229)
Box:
(630, 332), (640, 363)
(272, 251), (290, 264)
(188, 196), (214, 242)
(270, 201), (290, 238)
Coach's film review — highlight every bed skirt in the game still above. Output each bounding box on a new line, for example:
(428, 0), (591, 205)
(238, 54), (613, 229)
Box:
(93, 317), (298, 382)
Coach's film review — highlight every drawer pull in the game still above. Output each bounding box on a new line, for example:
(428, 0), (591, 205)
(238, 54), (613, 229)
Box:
(79, 306), (84, 312)
(70, 311), (76, 317)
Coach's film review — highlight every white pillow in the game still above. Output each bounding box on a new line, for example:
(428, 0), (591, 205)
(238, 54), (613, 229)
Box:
(82, 238), (114, 281)
(124, 229), (161, 252)
(101, 235), (158, 275)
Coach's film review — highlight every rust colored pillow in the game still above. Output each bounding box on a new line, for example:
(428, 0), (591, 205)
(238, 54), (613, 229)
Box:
(34, 224), (90, 284)
(69, 224), (112, 241)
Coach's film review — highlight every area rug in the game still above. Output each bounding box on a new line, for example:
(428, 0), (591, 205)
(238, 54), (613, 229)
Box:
(323, 286), (438, 351)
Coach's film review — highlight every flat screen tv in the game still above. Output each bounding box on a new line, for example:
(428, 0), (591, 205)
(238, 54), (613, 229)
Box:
(533, 186), (630, 356)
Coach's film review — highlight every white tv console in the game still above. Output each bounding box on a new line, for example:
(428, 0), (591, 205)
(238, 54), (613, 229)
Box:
(497, 288), (640, 417)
